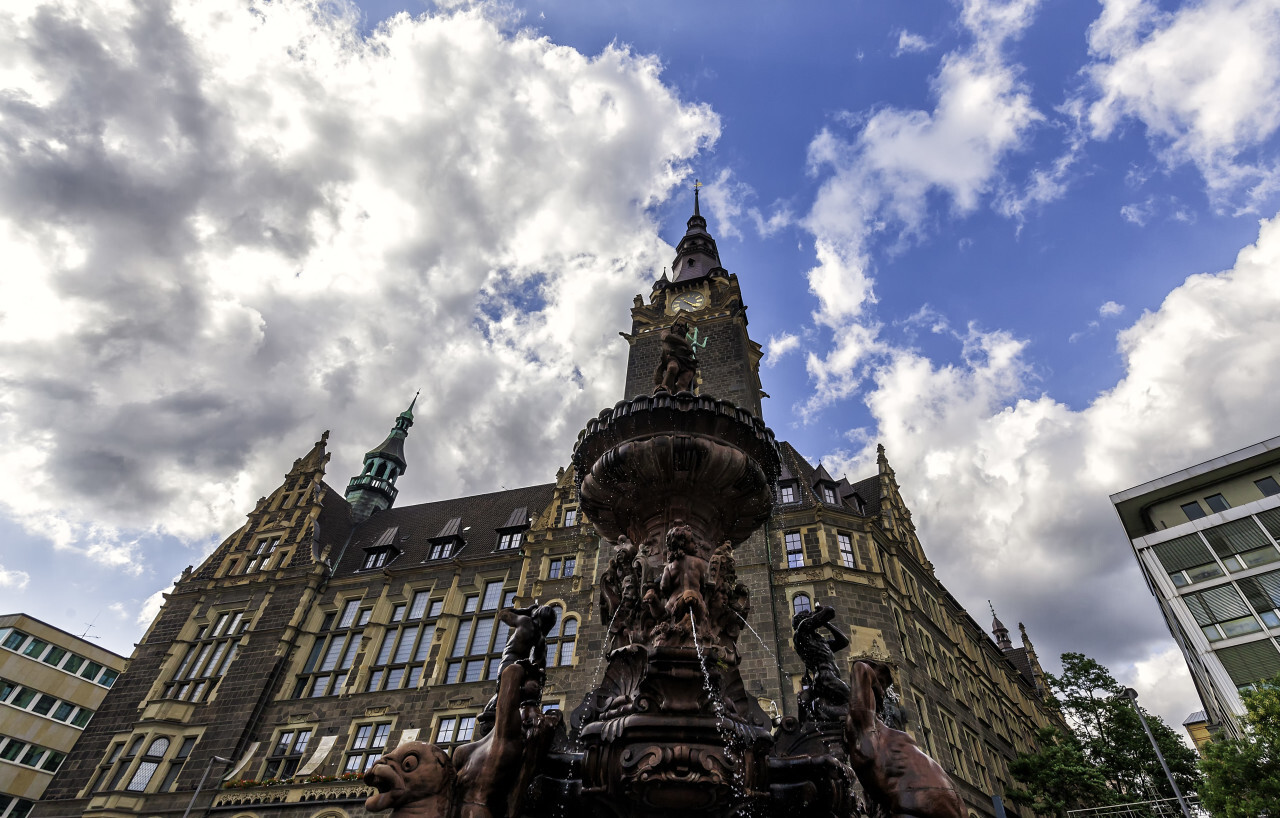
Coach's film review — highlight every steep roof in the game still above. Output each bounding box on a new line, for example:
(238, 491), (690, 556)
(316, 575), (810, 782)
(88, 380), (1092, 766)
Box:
(1002, 646), (1036, 686)
(330, 483), (555, 576)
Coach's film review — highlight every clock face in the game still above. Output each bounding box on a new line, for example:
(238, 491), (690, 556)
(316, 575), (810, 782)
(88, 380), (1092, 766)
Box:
(670, 291), (706, 313)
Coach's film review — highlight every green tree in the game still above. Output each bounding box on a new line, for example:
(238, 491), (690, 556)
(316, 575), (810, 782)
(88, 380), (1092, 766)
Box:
(1007, 727), (1115, 816)
(1200, 674), (1280, 817)
(1009, 652), (1201, 808)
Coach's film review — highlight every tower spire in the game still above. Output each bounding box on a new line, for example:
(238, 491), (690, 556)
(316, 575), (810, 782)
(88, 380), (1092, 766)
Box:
(669, 177), (722, 283)
(346, 396), (418, 524)
(990, 601), (1013, 650)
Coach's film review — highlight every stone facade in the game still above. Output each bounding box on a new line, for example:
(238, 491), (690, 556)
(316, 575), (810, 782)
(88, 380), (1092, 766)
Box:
(33, 209), (1065, 818)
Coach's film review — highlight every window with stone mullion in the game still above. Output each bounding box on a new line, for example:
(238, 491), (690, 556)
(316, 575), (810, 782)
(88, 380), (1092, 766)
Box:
(343, 722), (391, 773)
(837, 533), (856, 568)
(294, 599), (369, 698)
(546, 608), (578, 668)
(443, 584), (516, 684)
(263, 729), (311, 779)
(163, 611), (246, 703)
(125, 737), (170, 791)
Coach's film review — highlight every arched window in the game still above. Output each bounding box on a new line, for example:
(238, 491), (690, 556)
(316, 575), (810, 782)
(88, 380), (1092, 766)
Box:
(545, 607), (578, 667)
(792, 594), (811, 616)
(126, 736), (170, 791)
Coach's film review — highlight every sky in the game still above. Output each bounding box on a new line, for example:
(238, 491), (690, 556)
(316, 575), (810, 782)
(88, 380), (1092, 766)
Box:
(3, 0), (1280, 737)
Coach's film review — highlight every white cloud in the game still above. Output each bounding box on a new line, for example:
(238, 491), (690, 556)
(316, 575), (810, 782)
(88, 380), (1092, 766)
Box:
(0, 565), (30, 590)
(138, 586), (172, 627)
(1117, 643), (1201, 744)
(0, 0), (718, 568)
(894, 30), (933, 56)
(799, 0), (1043, 414)
(699, 168), (792, 241)
(827, 211), (1280, 711)
(763, 332), (801, 367)
(1098, 300), (1125, 317)
(1121, 198), (1155, 225)
(1084, 0), (1280, 205)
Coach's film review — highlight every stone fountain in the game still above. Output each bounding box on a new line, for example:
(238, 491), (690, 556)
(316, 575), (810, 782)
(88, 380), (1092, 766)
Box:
(362, 328), (966, 818)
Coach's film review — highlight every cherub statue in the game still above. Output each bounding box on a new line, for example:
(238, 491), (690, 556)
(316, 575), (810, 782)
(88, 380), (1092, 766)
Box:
(658, 524), (711, 638)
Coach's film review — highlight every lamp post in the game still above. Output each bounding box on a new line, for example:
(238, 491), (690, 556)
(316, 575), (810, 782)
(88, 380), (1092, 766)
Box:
(1120, 688), (1193, 818)
(181, 755), (234, 818)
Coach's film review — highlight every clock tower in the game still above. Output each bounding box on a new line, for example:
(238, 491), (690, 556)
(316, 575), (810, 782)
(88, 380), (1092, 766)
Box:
(621, 186), (765, 417)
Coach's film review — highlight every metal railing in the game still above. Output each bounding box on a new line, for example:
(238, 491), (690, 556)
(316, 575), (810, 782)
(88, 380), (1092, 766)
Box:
(1067, 796), (1210, 818)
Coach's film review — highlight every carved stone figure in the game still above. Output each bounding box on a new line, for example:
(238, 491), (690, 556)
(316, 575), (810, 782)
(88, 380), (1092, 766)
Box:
(477, 603), (558, 736)
(656, 524), (711, 642)
(600, 536), (638, 629)
(707, 541), (750, 656)
(845, 659), (965, 818)
(652, 318), (698, 395)
(365, 662), (557, 818)
(364, 742), (455, 818)
(792, 604), (851, 722)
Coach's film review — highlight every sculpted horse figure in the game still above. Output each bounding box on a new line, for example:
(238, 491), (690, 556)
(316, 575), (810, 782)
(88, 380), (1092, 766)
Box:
(845, 659), (965, 818)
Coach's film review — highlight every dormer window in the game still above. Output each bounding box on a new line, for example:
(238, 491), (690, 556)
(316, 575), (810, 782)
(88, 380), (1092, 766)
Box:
(495, 507), (529, 551)
(821, 486), (836, 504)
(360, 527), (400, 571)
(563, 508), (578, 527)
(778, 483), (797, 504)
(426, 517), (464, 561)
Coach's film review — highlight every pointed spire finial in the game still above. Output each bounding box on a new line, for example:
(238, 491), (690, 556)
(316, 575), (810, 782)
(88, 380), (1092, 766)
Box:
(404, 390), (420, 418)
(988, 600), (997, 618)
(694, 178), (701, 217)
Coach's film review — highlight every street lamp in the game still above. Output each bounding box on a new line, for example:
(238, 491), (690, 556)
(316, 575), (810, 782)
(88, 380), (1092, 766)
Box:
(181, 755), (234, 818)
(1120, 688), (1193, 818)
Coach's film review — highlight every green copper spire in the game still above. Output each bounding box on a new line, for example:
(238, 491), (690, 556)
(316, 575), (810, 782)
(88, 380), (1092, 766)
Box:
(346, 395), (418, 523)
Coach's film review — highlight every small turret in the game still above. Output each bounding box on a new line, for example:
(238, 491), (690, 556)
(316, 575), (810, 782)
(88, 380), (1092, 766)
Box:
(346, 394), (417, 524)
(989, 601), (1013, 650)
(670, 180), (725, 283)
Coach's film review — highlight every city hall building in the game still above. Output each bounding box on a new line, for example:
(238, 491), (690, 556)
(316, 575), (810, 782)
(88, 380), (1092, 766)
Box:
(34, 201), (1065, 818)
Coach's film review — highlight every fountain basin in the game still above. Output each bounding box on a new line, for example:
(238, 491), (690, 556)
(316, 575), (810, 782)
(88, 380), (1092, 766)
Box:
(572, 393), (781, 548)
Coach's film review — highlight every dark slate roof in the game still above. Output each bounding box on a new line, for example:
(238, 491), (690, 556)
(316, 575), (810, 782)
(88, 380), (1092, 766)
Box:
(331, 483), (555, 576)
(433, 517), (463, 539)
(313, 483), (354, 563)
(501, 506), (530, 529)
(1183, 710), (1207, 725)
(776, 441), (873, 517)
(851, 475), (882, 519)
(1002, 647), (1036, 686)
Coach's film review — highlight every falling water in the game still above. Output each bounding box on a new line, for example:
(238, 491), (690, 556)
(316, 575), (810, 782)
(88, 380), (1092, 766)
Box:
(591, 605), (622, 691)
(690, 614), (747, 805)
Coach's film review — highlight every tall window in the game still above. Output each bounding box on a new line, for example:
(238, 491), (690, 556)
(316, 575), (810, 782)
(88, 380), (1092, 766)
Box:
(444, 582), (517, 684)
(792, 594), (811, 616)
(785, 532), (803, 568)
(159, 736), (197, 791)
(435, 715), (477, 747)
(163, 611), (246, 703)
(367, 591), (438, 692)
(837, 533), (856, 568)
(343, 722), (391, 773)
(125, 737), (170, 791)
(295, 598), (371, 698)
(546, 608), (577, 667)
(264, 729), (312, 779)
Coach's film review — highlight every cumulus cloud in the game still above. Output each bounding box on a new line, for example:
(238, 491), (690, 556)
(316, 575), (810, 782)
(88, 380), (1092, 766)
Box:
(1083, 0), (1280, 205)
(763, 332), (801, 367)
(699, 168), (792, 241)
(0, 565), (30, 590)
(826, 211), (1280, 717)
(0, 0), (718, 568)
(799, 0), (1043, 415)
(894, 30), (933, 56)
(1098, 300), (1125, 317)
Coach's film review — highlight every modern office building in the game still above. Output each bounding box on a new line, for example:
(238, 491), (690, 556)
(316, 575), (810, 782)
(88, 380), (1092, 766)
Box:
(1112, 434), (1280, 738)
(0, 614), (127, 818)
(33, 201), (1065, 818)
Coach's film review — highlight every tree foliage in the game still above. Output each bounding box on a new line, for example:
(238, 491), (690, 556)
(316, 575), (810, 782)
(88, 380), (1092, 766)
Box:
(1199, 674), (1280, 817)
(1008, 652), (1201, 813)
(1007, 727), (1113, 816)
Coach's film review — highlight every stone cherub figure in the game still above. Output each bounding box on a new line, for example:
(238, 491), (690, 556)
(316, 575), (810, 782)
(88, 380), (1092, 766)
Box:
(657, 523), (711, 641)
(792, 604), (852, 722)
(653, 317), (698, 395)
(845, 659), (965, 818)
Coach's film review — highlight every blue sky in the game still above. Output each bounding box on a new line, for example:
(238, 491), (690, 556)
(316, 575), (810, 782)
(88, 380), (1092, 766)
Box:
(3, 0), (1280, 733)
